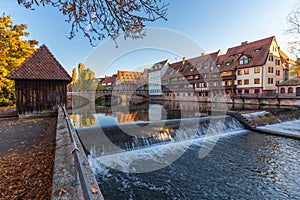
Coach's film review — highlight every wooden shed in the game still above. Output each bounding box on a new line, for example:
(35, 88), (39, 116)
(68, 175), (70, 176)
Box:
(7, 45), (71, 115)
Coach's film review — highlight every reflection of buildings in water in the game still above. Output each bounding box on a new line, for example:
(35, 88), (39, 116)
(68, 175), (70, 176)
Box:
(156, 127), (174, 141)
(118, 112), (138, 123)
(149, 104), (164, 121)
(152, 101), (211, 118)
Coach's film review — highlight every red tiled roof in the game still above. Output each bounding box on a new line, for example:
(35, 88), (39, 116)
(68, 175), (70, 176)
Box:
(7, 45), (71, 81)
(149, 59), (169, 72)
(217, 54), (236, 72)
(163, 51), (220, 78)
(102, 76), (116, 84)
(218, 36), (274, 70)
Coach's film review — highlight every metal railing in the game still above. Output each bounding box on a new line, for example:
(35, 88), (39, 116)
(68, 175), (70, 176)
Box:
(231, 93), (300, 99)
(61, 105), (94, 200)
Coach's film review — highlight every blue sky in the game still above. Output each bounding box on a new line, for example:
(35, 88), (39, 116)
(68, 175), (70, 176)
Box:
(0, 0), (297, 76)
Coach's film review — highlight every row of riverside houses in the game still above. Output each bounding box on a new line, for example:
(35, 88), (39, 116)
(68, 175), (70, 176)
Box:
(147, 36), (300, 101)
(92, 36), (300, 102)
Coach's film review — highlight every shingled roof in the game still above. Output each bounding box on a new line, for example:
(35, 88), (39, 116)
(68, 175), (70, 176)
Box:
(216, 36), (275, 71)
(7, 45), (71, 81)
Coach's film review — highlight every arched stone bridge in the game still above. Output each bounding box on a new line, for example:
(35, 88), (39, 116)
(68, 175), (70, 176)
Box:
(67, 90), (149, 114)
(68, 89), (149, 101)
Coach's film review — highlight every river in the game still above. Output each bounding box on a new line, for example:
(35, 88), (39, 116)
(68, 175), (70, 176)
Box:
(71, 101), (300, 199)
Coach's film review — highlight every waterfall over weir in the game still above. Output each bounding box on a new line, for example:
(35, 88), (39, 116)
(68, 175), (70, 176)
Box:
(76, 116), (244, 157)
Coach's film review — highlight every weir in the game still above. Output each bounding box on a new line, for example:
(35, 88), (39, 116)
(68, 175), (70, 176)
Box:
(76, 116), (245, 157)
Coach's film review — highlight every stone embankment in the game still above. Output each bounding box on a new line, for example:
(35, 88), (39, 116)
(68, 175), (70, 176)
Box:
(51, 107), (104, 200)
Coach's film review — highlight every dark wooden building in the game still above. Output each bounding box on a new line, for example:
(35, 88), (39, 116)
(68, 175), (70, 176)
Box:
(7, 45), (71, 115)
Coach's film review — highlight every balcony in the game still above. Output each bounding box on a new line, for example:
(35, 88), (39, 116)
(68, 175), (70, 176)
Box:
(221, 75), (236, 81)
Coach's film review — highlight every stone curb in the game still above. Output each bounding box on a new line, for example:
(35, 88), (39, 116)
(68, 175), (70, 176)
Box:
(51, 108), (104, 200)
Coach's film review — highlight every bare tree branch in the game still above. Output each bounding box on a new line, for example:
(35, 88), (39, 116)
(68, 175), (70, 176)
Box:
(17, 0), (169, 46)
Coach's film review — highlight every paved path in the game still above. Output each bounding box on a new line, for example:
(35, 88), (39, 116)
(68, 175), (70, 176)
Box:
(0, 114), (56, 155)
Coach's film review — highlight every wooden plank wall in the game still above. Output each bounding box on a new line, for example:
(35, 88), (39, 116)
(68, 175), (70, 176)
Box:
(15, 80), (68, 114)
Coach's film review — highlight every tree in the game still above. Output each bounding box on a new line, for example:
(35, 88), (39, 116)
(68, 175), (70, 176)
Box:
(79, 68), (96, 90)
(78, 62), (85, 80)
(0, 15), (38, 106)
(286, 1), (300, 76)
(74, 63), (96, 90)
(17, 0), (168, 46)
(71, 68), (77, 84)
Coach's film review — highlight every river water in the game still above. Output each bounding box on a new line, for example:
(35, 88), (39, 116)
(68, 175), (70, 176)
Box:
(71, 102), (300, 199)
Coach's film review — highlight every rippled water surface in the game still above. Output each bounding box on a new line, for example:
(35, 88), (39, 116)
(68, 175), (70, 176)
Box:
(73, 101), (300, 199)
(90, 129), (300, 199)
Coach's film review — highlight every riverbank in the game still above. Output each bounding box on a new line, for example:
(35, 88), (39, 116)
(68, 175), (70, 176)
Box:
(0, 115), (56, 199)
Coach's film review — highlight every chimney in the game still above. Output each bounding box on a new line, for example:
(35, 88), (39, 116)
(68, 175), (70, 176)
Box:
(241, 41), (248, 46)
(182, 57), (186, 64)
(201, 52), (205, 56)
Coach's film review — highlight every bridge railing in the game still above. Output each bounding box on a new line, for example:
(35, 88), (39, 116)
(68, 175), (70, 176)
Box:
(231, 93), (300, 99)
(69, 89), (148, 93)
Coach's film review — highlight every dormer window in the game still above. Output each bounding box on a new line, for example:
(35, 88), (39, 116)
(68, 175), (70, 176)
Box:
(229, 54), (235, 58)
(189, 68), (194, 72)
(238, 53), (242, 56)
(239, 57), (249, 65)
(254, 48), (260, 52)
(226, 62), (230, 66)
(217, 64), (221, 67)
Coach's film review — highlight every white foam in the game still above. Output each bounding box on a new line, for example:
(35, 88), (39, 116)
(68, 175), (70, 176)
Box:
(88, 129), (247, 174)
(242, 111), (269, 118)
(259, 119), (300, 136)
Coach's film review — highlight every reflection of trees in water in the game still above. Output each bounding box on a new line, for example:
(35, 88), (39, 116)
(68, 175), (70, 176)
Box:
(70, 114), (96, 128)
(80, 114), (96, 128)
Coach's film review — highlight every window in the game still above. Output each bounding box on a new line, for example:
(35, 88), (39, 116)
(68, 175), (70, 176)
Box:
(225, 80), (232, 86)
(238, 80), (242, 85)
(280, 88), (285, 94)
(217, 64), (221, 67)
(244, 69), (249, 74)
(229, 54), (234, 58)
(276, 70), (280, 76)
(269, 54), (274, 61)
(221, 71), (233, 77)
(254, 67), (260, 73)
(254, 78), (260, 84)
(244, 89), (249, 94)
(226, 62), (231, 66)
(189, 68), (194, 71)
(254, 48), (260, 52)
(255, 89), (260, 94)
(275, 59), (281, 65)
(238, 70), (242, 75)
(187, 76), (193, 80)
(268, 78), (273, 84)
(238, 89), (243, 94)
(268, 67), (273, 73)
(239, 57), (249, 65)
(244, 79), (249, 85)
(288, 87), (293, 93)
